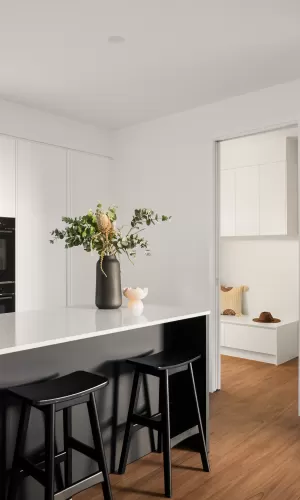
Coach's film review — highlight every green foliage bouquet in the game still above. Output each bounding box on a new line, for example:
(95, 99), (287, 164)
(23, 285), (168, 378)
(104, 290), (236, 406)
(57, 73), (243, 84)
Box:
(50, 203), (171, 274)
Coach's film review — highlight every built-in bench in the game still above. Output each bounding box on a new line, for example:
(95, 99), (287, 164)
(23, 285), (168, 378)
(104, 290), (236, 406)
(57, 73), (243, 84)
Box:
(220, 315), (298, 365)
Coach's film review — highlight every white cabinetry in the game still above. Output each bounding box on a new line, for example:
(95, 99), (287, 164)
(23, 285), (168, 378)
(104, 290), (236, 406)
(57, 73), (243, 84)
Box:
(259, 161), (287, 235)
(220, 170), (235, 237)
(220, 137), (298, 237)
(16, 141), (67, 311)
(220, 132), (287, 169)
(235, 166), (259, 236)
(0, 136), (16, 217)
(220, 316), (298, 365)
(68, 151), (111, 306)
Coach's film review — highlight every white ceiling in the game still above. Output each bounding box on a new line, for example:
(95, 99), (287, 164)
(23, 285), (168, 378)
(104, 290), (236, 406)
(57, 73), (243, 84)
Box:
(1, 0), (300, 130)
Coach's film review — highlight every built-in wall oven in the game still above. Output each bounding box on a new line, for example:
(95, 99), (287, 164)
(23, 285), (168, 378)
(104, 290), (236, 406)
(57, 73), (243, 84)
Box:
(0, 217), (15, 313)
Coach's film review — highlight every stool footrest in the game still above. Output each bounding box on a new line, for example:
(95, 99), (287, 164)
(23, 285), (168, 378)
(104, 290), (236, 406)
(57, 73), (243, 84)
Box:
(69, 436), (98, 461)
(19, 457), (46, 486)
(54, 471), (104, 500)
(15, 450), (67, 480)
(131, 412), (162, 431)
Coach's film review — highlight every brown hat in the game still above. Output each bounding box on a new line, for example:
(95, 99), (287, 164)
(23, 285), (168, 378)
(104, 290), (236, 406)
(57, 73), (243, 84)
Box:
(253, 311), (281, 323)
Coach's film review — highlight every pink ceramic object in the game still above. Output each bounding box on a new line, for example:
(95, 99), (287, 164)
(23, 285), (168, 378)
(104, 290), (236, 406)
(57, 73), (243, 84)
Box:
(123, 287), (148, 315)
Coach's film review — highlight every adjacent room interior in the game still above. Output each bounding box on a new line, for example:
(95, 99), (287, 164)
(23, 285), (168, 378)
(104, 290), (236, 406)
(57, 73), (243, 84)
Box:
(219, 126), (299, 368)
(217, 126), (299, 452)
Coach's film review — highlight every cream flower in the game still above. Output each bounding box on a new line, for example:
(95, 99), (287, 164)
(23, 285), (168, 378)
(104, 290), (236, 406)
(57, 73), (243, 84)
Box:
(123, 287), (148, 300)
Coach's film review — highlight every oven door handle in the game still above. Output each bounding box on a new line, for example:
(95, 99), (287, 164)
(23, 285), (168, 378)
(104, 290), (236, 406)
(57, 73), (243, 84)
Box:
(0, 230), (13, 234)
(0, 296), (13, 301)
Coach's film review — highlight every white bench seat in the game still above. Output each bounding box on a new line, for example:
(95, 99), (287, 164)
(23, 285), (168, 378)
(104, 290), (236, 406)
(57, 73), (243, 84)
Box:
(220, 315), (298, 365)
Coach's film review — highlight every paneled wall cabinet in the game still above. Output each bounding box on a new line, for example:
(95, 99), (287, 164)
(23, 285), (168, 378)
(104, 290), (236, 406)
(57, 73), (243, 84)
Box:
(0, 133), (111, 312)
(0, 136), (16, 217)
(220, 137), (298, 237)
(67, 150), (110, 306)
(16, 141), (67, 311)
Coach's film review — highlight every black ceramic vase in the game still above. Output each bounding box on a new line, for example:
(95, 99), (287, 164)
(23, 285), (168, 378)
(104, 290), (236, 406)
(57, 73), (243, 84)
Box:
(95, 255), (122, 309)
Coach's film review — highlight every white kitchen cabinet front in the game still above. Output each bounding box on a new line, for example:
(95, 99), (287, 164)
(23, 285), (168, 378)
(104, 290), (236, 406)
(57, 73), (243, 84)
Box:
(67, 150), (111, 306)
(16, 141), (67, 311)
(0, 136), (16, 217)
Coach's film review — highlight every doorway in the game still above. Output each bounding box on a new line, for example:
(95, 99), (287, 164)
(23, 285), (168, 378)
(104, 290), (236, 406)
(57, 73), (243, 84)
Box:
(215, 125), (299, 407)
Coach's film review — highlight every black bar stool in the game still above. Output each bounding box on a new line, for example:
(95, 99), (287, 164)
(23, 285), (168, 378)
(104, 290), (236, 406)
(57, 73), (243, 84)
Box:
(7, 371), (113, 500)
(118, 350), (210, 498)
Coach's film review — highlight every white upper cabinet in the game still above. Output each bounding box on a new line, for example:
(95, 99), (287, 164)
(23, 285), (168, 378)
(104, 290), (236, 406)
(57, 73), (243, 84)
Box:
(0, 136), (16, 217)
(220, 132), (287, 170)
(68, 151), (111, 306)
(259, 161), (287, 235)
(16, 141), (67, 311)
(235, 166), (259, 236)
(220, 170), (235, 237)
(220, 134), (298, 237)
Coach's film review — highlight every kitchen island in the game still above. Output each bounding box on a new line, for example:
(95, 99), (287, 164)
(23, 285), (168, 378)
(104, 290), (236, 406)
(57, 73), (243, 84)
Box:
(0, 304), (210, 499)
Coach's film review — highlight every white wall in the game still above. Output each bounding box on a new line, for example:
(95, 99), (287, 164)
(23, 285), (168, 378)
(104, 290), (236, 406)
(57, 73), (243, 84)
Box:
(112, 78), (300, 392)
(220, 239), (299, 320)
(0, 97), (111, 157)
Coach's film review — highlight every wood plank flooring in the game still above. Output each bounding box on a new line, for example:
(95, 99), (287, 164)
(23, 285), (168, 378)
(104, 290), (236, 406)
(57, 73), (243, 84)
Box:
(76, 356), (300, 500)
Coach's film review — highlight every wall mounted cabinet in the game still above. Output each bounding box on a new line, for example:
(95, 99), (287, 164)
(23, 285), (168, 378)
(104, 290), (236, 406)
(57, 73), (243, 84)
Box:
(235, 165), (259, 236)
(220, 169), (235, 237)
(220, 132), (289, 170)
(259, 161), (287, 235)
(220, 137), (298, 237)
(0, 136), (16, 217)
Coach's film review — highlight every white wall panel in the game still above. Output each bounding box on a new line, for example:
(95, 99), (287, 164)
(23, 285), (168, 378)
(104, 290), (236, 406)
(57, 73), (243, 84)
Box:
(16, 140), (67, 311)
(0, 136), (15, 217)
(68, 151), (112, 306)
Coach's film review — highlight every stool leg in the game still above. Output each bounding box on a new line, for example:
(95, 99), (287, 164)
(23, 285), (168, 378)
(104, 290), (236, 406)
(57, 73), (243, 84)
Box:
(63, 407), (72, 492)
(143, 373), (156, 453)
(0, 396), (7, 500)
(7, 402), (31, 500)
(44, 404), (56, 500)
(157, 378), (163, 453)
(87, 393), (113, 500)
(118, 370), (142, 474)
(161, 370), (172, 498)
(42, 411), (64, 492)
(188, 363), (210, 472)
(54, 441), (64, 492)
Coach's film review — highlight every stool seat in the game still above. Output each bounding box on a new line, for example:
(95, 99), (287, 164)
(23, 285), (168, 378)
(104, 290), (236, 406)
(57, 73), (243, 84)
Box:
(8, 371), (108, 407)
(127, 349), (201, 372)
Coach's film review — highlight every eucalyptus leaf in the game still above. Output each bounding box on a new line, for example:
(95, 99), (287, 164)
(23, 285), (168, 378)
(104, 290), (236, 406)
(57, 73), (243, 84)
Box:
(50, 203), (171, 274)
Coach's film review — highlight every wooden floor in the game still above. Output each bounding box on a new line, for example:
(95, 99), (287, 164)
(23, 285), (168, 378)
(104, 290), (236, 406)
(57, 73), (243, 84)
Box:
(76, 356), (300, 500)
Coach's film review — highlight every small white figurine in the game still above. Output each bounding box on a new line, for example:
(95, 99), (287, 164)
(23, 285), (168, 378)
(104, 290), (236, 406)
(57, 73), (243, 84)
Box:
(123, 287), (148, 316)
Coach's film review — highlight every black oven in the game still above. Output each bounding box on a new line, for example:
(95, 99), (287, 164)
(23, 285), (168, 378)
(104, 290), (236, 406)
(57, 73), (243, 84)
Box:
(0, 282), (15, 314)
(0, 217), (15, 313)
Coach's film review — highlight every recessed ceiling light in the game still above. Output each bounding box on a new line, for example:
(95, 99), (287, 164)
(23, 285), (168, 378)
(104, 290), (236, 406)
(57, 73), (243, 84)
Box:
(108, 36), (125, 44)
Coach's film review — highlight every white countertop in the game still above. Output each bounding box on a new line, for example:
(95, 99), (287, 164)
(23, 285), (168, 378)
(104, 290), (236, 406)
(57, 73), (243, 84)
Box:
(0, 304), (210, 356)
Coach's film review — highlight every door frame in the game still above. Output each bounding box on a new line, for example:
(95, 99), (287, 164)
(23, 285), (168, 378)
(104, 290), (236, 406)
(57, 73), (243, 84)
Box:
(212, 121), (299, 394)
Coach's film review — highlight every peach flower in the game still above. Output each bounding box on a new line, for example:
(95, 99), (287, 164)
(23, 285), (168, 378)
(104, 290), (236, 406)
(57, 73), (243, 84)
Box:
(123, 287), (148, 300)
